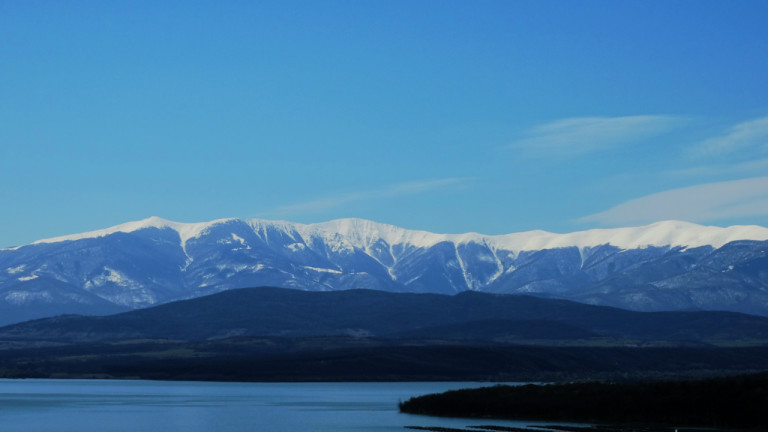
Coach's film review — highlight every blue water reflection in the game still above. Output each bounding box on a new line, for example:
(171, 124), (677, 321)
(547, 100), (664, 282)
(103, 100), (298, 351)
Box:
(0, 379), (565, 432)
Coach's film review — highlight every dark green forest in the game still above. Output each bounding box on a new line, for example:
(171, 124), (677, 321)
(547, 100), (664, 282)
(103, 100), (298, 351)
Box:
(399, 373), (768, 429)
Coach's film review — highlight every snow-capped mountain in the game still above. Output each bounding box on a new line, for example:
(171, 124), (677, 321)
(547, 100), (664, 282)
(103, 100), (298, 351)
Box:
(1, 216), (768, 325)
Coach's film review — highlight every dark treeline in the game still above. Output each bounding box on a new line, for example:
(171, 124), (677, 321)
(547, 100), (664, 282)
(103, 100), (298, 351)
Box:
(399, 373), (768, 429)
(3, 339), (768, 382)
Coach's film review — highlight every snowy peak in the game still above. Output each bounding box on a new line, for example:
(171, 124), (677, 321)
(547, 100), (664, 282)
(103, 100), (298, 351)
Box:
(3, 215), (768, 325)
(26, 217), (768, 252)
(302, 218), (768, 252)
(302, 218), (768, 251)
(31, 216), (238, 248)
(306, 218), (423, 249)
(490, 220), (768, 252)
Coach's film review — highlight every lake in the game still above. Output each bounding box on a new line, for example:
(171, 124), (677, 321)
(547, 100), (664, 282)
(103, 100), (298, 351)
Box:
(0, 379), (563, 432)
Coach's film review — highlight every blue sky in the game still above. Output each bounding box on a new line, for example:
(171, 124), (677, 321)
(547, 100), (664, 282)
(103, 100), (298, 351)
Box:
(2, 0), (768, 247)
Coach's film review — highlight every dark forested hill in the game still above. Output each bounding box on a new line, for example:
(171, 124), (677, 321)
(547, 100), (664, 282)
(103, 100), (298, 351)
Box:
(2, 286), (768, 346)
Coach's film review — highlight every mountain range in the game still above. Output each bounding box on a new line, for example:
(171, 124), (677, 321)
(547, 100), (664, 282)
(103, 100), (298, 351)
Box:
(1, 216), (767, 325)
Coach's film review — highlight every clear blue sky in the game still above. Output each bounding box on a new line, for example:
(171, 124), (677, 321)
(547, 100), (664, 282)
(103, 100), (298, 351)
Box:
(2, 0), (768, 247)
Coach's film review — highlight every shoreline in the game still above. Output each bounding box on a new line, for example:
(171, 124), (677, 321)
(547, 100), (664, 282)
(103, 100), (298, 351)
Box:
(398, 373), (768, 430)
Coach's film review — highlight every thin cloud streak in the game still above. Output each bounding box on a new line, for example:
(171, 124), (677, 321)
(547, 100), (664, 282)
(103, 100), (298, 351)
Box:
(690, 115), (768, 157)
(507, 115), (683, 156)
(580, 177), (768, 226)
(270, 177), (473, 215)
(671, 157), (768, 177)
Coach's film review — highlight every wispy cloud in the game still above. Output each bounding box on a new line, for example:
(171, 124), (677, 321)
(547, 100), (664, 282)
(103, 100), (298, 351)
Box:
(507, 115), (683, 156)
(671, 157), (768, 177)
(269, 177), (473, 215)
(690, 115), (768, 157)
(579, 177), (768, 226)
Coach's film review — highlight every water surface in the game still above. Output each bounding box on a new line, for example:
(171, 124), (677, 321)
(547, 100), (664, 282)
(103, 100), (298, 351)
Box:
(0, 379), (557, 432)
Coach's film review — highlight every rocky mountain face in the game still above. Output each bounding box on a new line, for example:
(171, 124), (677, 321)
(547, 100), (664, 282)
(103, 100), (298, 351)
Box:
(1, 216), (767, 325)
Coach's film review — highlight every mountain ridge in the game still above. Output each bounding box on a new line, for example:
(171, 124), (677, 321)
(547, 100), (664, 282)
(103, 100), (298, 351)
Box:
(3, 286), (768, 345)
(3, 286), (768, 382)
(19, 216), (768, 252)
(2, 216), (767, 325)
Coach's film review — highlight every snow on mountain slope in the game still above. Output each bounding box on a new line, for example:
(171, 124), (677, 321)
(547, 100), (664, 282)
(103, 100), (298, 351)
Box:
(31, 216), (236, 248)
(490, 220), (768, 251)
(268, 217), (768, 252)
(31, 216), (766, 252)
(1, 216), (768, 325)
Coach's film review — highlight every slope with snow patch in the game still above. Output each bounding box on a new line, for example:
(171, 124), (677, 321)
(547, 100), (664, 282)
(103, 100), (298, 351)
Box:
(1, 216), (767, 325)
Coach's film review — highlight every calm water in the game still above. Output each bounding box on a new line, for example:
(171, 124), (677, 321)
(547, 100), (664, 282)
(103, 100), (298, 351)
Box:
(0, 379), (561, 432)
